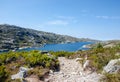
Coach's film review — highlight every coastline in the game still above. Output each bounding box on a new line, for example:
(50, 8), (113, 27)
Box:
(0, 42), (94, 53)
(82, 44), (92, 49)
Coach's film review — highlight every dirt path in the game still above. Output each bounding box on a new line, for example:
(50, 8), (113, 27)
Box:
(46, 57), (103, 82)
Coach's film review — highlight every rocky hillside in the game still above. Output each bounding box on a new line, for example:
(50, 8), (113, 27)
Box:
(1, 45), (120, 82)
(0, 24), (97, 51)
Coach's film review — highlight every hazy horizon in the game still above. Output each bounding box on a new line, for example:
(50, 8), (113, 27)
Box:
(0, 0), (120, 40)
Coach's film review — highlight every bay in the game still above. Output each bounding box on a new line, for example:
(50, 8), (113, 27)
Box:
(19, 42), (94, 52)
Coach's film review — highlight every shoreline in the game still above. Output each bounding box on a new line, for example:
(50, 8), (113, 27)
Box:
(0, 42), (94, 53)
(82, 44), (91, 49)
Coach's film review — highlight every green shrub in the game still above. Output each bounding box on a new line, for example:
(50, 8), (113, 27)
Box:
(27, 66), (49, 78)
(0, 65), (8, 82)
(101, 73), (120, 82)
(0, 50), (60, 81)
(50, 51), (73, 58)
(7, 79), (21, 82)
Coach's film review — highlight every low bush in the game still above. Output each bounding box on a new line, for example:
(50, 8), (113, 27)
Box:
(0, 50), (59, 82)
(0, 65), (8, 82)
(50, 51), (74, 58)
(101, 73), (120, 82)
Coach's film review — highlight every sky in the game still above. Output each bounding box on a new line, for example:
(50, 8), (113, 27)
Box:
(0, 0), (120, 40)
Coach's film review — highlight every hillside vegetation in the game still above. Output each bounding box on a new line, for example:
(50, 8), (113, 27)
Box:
(0, 43), (120, 82)
(0, 24), (99, 51)
(0, 50), (59, 82)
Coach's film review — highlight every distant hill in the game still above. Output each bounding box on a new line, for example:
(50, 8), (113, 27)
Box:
(0, 24), (98, 51)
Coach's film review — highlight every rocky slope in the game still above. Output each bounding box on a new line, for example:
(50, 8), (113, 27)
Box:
(45, 57), (103, 82)
(0, 24), (97, 51)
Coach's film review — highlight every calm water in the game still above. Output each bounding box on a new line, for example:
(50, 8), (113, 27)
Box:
(19, 42), (94, 52)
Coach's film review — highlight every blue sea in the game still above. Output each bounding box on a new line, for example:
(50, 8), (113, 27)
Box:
(19, 42), (94, 52)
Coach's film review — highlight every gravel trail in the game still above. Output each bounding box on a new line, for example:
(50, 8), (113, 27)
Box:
(46, 57), (103, 82)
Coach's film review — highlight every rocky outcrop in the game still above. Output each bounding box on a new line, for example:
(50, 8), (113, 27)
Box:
(75, 57), (83, 62)
(11, 67), (31, 80)
(103, 59), (120, 74)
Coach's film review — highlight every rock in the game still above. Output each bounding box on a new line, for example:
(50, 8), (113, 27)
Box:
(103, 59), (120, 73)
(49, 70), (54, 75)
(83, 60), (92, 71)
(115, 52), (120, 56)
(75, 58), (83, 62)
(11, 67), (30, 80)
(103, 44), (115, 48)
(25, 75), (42, 82)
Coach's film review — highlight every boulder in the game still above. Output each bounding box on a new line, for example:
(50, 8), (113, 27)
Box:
(11, 67), (30, 80)
(103, 44), (115, 48)
(83, 60), (91, 71)
(103, 59), (120, 73)
(75, 58), (83, 62)
(49, 70), (54, 75)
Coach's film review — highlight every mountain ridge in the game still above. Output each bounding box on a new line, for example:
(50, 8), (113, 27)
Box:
(0, 24), (98, 51)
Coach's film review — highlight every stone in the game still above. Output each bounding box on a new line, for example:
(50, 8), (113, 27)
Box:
(83, 60), (91, 71)
(25, 75), (42, 82)
(49, 70), (54, 75)
(11, 67), (30, 80)
(75, 57), (83, 62)
(115, 52), (120, 56)
(103, 59), (120, 73)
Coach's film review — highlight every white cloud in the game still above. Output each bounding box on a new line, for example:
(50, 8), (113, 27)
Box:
(96, 16), (109, 19)
(40, 16), (77, 26)
(47, 20), (69, 25)
(96, 16), (120, 19)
